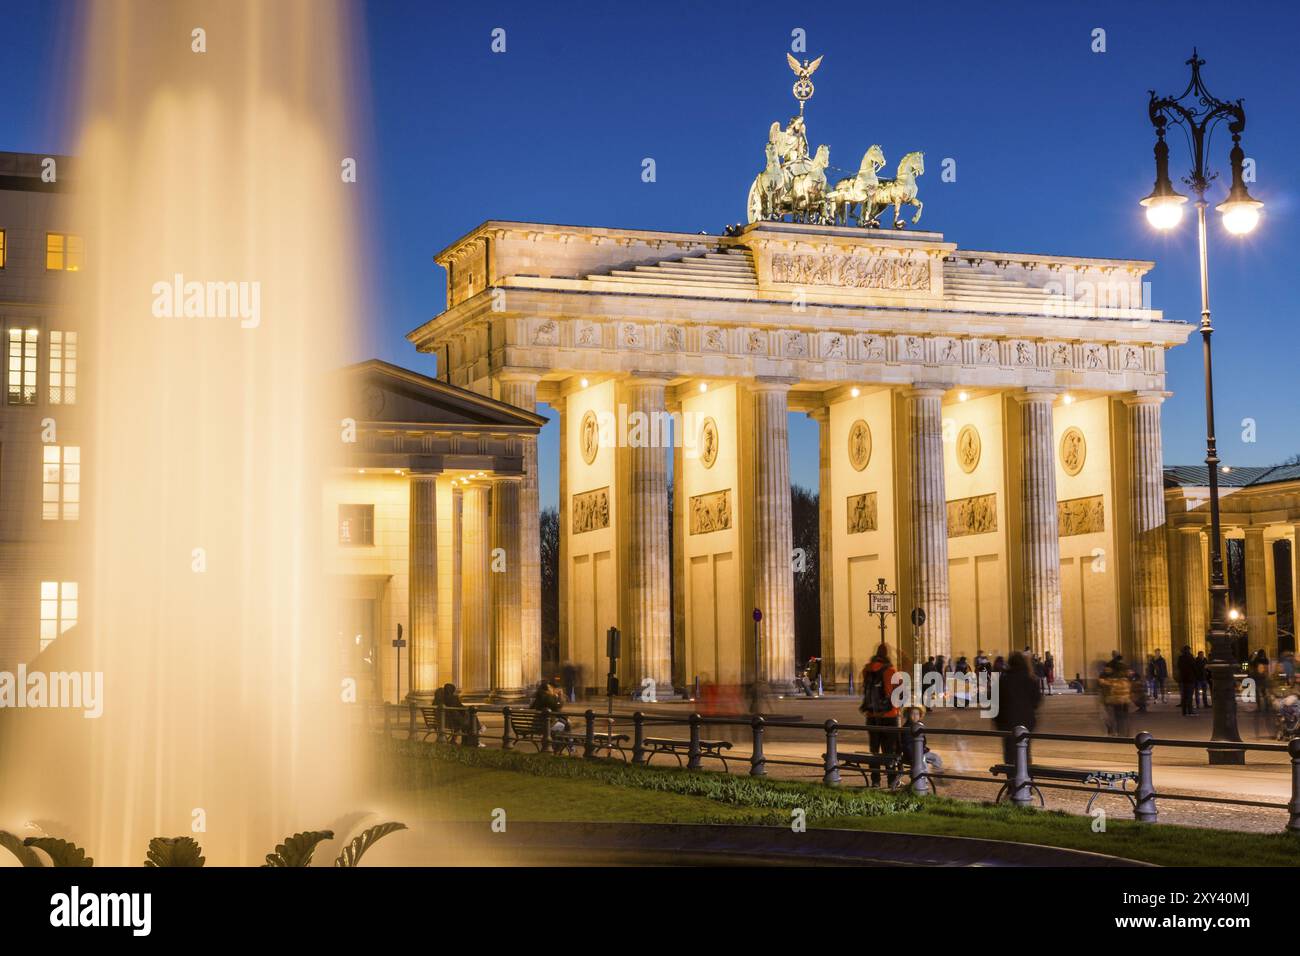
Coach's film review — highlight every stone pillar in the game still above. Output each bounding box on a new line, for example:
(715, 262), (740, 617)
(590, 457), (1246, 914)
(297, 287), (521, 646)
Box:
(1126, 393), (1172, 662)
(450, 483), (463, 688)
(1245, 526), (1269, 655)
(751, 379), (796, 687)
(498, 372), (542, 686)
(1016, 390), (1064, 665)
(555, 397), (570, 676)
(408, 472), (439, 697)
(1182, 527), (1207, 651)
(810, 407), (835, 684)
(491, 476), (524, 697)
(624, 374), (674, 695)
(460, 483), (492, 695)
(906, 386), (951, 659)
(671, 401), (687, 693)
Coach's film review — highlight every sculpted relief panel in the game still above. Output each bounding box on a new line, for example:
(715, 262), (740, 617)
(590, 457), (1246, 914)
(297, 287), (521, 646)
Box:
(847, 492), (878, 534)
(769, 251), (932, 292)
(947, 493), (997, 538)
(1058, 495), (1105, 536)
(572, 487), (610, 535)
(689, 489), (732, 535)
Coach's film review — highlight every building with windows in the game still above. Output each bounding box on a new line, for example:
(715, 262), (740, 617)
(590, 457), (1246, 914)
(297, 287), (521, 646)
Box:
(0, 151), (84, 671)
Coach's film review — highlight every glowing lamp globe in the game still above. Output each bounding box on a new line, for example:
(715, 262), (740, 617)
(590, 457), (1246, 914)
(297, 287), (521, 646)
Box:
(1143, 196), (1186, 230)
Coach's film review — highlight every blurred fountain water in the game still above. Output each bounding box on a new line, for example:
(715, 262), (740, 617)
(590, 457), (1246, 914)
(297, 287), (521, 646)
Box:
(0, 0), (367, 865)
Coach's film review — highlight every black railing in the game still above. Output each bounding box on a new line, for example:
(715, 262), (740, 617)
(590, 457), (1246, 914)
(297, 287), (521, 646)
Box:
(407, 702), (1300, 833)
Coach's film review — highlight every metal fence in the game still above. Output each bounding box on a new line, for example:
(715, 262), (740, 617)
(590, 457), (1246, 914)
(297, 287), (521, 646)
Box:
(400, 701), (1300, 833)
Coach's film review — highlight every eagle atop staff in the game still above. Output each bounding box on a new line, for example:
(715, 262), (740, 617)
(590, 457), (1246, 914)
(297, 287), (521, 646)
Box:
(787, 53), (822, 114)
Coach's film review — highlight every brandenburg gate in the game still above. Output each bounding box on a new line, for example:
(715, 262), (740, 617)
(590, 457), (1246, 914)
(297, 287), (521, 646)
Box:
(406, 57), (1191, 695)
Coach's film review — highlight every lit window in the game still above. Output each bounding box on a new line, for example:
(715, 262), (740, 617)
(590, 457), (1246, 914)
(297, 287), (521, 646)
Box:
(42, 445), (80, 520)
(338, 504), (374, 546)
(49, 331), (77, 405)
(40, 581), (78, 652)
(7, 328), (38, 405)
(46, 233), (83, 271)
(0, 230), (6, 269)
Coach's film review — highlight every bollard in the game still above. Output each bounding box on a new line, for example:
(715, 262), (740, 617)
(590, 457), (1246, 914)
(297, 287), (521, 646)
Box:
(750, 716), (767, 776)
(436, 702), (447, 743)
(910, 720), (930, 796)
(688, 713), (703, 770)
(632, 711), (646, 764)
(1011, 725), (1033, 808)
(407, 697), (418, 740)
(466, 705), (480, 748)
(583, 709), (596, 759)
(1288, 738), (1300, 833)
(502, 705), (514, 750)
(823, 719), (840, 786)
(1134, 731), (1157, 822)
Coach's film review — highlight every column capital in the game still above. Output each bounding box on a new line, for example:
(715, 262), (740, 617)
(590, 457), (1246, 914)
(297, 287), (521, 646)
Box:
(903, 383), (947, 400)
(623, 370), (672, 390)
(1244, 525), (1267, 539)
(1011, 386), (1063, 404)
(805, 406), (830, 424)
(496, 368), (545, 385)
(408, 468), (441, 479)
(750, 375), (798, 393)
(1122, 389), (1170, 407)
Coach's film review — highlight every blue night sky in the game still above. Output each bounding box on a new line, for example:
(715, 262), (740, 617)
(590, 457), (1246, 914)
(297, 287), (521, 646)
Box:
(4, 0), (1298, 510)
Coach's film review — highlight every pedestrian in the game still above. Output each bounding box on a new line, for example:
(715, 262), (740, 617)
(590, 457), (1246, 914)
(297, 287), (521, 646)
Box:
(1100, 653), (1131, 735)
(993, 651), (1041, 767)
(1177, 645), (1197, 716)
(1152, 649), (1168, 702)
(1193, 650), (1210, 708)
(859, 643), (901, 788)
(1044, 650), (1056, 693)
(529, 680), (569, 745)
(561, 661), (577, 703)
(1283, 651), (1296, 687)
(1032, 654), (1046, 694)
(1252, 649), (1272, 737)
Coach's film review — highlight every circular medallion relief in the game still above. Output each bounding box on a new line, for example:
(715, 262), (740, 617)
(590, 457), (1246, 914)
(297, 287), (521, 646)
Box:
(362, 385), (385, 418)
(700, 417), (719, 469)
(579, 409), (599, 465)
(1060, 426), (1086, 476)
(847, 420), (872, 472)
(957, 424), (981, 474)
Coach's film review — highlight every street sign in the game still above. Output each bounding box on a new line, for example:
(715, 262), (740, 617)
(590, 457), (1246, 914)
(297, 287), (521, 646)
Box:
(753, 608), (763, 622)
(869, 591), (897, 615)
(910, 607), (926, 628)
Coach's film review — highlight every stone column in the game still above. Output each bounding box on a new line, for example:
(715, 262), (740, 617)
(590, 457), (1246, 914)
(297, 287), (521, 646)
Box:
(906, 386), (951, 659)
(450, 483), (463, 688)
(1126, 393), (1172, 662)
(1016, 390), (1064, 665)
(408, 472), (439, 697)
(1182, 527), (1207, 651)
(751, 378), (796, 687)
(1245, 526), (1269, 654)
(624, 374), (674, 696)
(555, 396), (570, 676)
(671, 401), (687, 693)
(498, 372), (542, 686)
(491, 476), (524, 697)
(461, 482), (493, 695)
(810, 407), (835, 684)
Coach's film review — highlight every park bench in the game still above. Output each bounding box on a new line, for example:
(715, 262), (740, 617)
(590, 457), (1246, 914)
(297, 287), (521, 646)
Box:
(989, 763), (1139, 812)
(418, 706), (479, 745)
(552, 728), (631, 761)
(504, 708), (567, 752)
(832, 751), (908, 789)
(643, 736), (733, 770)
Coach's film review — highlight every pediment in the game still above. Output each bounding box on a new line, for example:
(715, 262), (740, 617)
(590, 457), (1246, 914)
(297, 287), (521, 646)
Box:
(339, 359), (545, 430)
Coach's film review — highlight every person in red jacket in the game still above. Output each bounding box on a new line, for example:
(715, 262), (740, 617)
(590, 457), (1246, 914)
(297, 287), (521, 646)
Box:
(859, 643), (901, 788)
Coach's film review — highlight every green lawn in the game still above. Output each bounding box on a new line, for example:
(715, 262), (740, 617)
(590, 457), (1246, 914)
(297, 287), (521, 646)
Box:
(379, 742), (1300, 867)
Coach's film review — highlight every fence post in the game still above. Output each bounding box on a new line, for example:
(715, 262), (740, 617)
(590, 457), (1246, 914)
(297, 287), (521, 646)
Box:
(688, 713), (703, 770)
(910, 721), (930, 796)
(501, 705), (514, 750)
(540, 709), (553, 753)
(1134, 731), (1157, 822)
(750, 715), (767, 776)
(407, 697), (418, 740)
(436, 702), (447, 743)
(1011, 725), (1033, 808)
(466, 705), (479, 748)
(632, 711), (645, 764)
(1288, 738), (1300, 833)
(583, 709), (596, 759)
(822, 719), (840, 786)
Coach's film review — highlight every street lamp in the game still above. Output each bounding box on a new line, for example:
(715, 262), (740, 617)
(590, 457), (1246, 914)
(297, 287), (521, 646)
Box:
(1143, 50), (1262, 764)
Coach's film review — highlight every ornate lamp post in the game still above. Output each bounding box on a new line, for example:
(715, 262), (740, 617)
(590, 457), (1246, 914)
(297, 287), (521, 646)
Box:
(1141, 50), (1263, 764)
